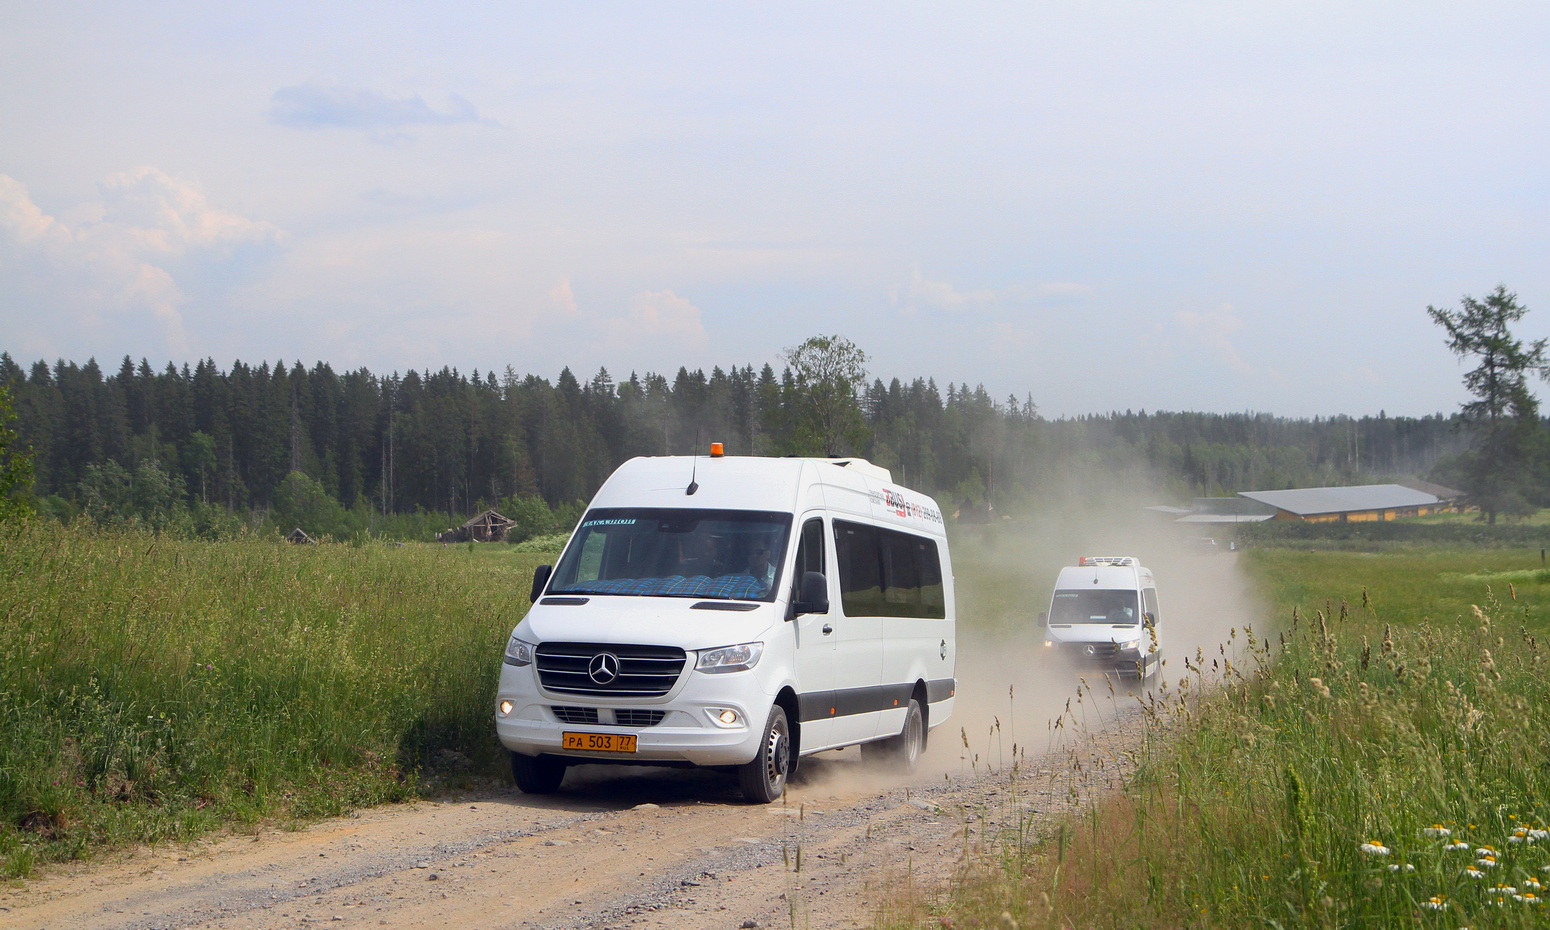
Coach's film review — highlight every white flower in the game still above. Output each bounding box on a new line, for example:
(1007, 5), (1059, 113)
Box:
(1445, 841), (1472, 851)
(1477, 856), (1498, 868)
(1530, 829), (1549, 841)
(1518, 893), (1544, 905)
(1361, 841), (1392, 856)
(1466, 868), (1486, 879)
(1421, 895), (1448, 911)
(1422, 825), (1452, 838)
(1388, 863), (1416, 872)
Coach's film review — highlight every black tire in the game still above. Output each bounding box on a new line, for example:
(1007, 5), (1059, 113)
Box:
(738, 705), (791, 804)
(863, 698), (924, 773)
(510, 751), (567, 794)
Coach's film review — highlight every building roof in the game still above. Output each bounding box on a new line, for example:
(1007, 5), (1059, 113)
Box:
(1397, 478), (1466, 500)
(1175, 512), (1274, 524)
(1238, 484), (1441, 516)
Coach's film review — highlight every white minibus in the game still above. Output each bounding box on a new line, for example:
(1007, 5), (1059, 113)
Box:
(1040, 556), (1162, 681)
(495, 447), (956, 803)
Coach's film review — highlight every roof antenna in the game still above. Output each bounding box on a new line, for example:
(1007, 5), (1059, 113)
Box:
(686, 428), (700, 495)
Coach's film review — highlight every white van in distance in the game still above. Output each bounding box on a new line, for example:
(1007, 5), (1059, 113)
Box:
(495, 447), (957, 803)
(1040, 556), (1161, 681)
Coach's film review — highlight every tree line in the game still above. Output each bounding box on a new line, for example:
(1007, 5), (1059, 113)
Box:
(0, 341), (1471, 539)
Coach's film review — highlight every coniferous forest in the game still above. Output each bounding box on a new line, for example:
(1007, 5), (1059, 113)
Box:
(0, 350), (1470, 540)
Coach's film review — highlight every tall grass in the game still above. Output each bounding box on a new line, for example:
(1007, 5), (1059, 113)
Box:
(0, 521), (545, 877)
(904, 547), (1550, 928)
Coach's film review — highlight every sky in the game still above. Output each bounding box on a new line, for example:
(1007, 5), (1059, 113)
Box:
(2, 2), (1548, 419)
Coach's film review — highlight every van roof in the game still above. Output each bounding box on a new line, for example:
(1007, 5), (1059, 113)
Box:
(586, 454), (947, 537)
(1055, 561), (1154, 589)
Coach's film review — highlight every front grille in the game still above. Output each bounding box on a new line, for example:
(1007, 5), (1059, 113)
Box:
(549, 707), (667, 727)
(536, 642), (687, 697)
(1063, 642), (1119, 660)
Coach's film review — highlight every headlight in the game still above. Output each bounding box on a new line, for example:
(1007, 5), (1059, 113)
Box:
(504, 634), (535, 667)
(696, 642), (764, 673)
(1116, 637), (1142, 653)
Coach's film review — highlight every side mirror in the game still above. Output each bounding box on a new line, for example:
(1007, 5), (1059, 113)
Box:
(1038, 611), (1048, 626)
(530, 564), (552, 603)
(1143, 611), (1156, 627)
(792, 571), (829, 616)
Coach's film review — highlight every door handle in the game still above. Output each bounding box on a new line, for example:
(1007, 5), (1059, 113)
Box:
(822, 624), (833, 635)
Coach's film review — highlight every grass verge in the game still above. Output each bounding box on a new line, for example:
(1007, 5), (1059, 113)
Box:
(0, 521), (548, 878)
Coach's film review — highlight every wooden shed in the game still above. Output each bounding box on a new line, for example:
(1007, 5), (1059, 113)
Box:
(437, 509), (516, 543)
(284, 527), (314, 544)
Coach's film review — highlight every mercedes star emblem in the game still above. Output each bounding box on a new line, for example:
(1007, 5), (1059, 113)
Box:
(1083, 644), (1097, 657)
(588, 652), (621, 684)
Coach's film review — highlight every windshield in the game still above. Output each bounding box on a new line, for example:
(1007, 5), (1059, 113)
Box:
(1048, 589), (1139, 625)
(548, 508), (793, 601)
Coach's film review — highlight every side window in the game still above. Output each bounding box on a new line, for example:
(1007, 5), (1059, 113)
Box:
(1142, 588), (1160, 623)
(790, 517), (826, 599)
(835, 522), (884, 617)
(833, 520), (945, 619)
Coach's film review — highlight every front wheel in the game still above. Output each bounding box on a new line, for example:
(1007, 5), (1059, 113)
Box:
(863, 698), (924, 773)
(510, 751), (567, 794)
(738, 706), (791, 803)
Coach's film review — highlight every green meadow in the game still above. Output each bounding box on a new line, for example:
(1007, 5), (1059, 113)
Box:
(906, 546), (1550, 929)
(0, 521), (541, 877)
(10, 517), (1550, 930)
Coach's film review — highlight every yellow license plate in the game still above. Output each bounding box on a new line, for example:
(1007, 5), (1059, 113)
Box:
(562, 732), (638, 753)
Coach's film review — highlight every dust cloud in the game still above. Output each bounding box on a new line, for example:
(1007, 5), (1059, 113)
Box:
(917, 490), (1267, 783)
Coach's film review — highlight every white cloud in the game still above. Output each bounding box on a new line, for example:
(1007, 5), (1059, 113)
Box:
(1170, 303), (1254, 375)
(891, 267), (1092, 314)
(615, 289), (708, 345)
(549, 279), (579, 315)
(0, 169), (281, 358)
(270, 79), (489, 144)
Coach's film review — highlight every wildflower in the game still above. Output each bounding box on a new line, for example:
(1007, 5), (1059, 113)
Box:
(1492, 884), (1518, 895)
(1388, 863), (1416, 872)
(1524, 877), (1544, 891)
(1465, 868), (1486, 879)
(1361, 841), (1392, 856)
(1476, 846), (1498, 856)
(1509, 828), (1530, 844)
(1444, 841), (1472, 851)
(1518, 893), (1544, 905)
(1422, 825), (1452, 838)
(1477, 855), (1498, 868)
(1532, 829), (1550, 841)
(1421, 895), (1448, 911)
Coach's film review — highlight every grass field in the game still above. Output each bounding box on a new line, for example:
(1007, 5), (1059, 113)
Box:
(908, 545), (1550, 928)
(0, 522), (547, 878)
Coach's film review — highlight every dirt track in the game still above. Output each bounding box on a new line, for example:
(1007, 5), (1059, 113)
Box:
(2, 550), (1246, 929)
(2, 712), (1155, 930)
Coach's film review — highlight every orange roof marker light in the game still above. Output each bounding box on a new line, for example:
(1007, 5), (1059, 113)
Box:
(709, 442), (725, 457)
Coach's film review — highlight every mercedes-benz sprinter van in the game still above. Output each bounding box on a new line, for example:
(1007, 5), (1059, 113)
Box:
(495, 448), (956, 803)
(1040, 556), (1161, 681)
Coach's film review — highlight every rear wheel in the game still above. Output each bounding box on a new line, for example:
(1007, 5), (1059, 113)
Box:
(738, 706), (791, 803)
(864, 698), (924, 773)
(510, 751), (567, 794)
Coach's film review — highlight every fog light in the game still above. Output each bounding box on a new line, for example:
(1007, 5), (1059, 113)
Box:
(705, 707), (743, 728)
(498, 700), (514, 717)
(1044, 640), (1054, 648)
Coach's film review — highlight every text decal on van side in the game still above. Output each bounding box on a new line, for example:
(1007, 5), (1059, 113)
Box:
(581, 518), (638, 528)
(870, 489), (944, 525)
